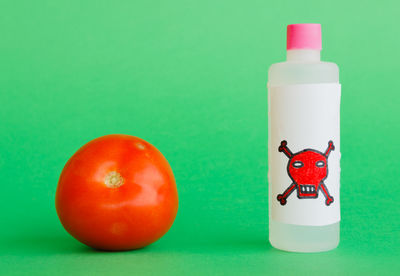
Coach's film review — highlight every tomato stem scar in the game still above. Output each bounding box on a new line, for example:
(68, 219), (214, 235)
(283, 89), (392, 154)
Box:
(104, 171), (124, 188)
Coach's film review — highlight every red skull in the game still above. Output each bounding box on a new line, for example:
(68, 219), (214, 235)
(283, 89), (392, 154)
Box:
(277, 140), (335, 206)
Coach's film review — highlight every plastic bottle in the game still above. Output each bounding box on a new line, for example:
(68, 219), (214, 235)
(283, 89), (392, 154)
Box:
(267, 24), (340, 252)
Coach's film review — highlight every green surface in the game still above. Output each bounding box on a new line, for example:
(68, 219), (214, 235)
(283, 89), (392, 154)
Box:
(1, 0), (399, 275)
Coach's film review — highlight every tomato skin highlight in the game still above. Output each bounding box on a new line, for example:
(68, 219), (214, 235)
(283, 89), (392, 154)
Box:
(55, 134), (178, 251)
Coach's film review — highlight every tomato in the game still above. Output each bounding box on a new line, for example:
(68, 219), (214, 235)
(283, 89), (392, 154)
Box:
(55, 134), (178, 251)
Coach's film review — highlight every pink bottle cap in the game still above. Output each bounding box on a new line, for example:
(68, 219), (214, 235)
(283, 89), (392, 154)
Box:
(287, 24), (322, 50)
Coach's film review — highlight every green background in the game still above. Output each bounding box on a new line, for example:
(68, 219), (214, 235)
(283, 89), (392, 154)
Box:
(1, 0), (399, 275)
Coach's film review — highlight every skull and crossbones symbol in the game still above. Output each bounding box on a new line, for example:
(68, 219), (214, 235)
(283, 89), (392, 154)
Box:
(277, 140), (335, 206)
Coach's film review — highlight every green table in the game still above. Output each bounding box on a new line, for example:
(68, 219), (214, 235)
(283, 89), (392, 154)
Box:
(1, 0), (399, 275)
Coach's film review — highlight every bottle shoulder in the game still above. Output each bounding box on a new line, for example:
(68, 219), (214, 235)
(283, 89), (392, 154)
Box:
(268, 61), (339, 75)
(268, 61), (339, 86)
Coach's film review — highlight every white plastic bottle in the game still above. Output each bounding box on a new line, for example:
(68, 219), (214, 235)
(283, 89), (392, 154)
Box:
(268, 24), (340, 252)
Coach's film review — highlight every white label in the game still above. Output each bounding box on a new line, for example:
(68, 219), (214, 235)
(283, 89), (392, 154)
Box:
(268, 83), (341, 226)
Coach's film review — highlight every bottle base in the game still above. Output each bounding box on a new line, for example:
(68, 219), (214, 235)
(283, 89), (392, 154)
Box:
(269, 219), (340, 253)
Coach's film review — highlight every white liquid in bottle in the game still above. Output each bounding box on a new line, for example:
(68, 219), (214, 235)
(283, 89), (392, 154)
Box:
(268, 24), (340, 252)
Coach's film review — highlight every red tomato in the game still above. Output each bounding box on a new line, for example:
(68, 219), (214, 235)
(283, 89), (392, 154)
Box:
(56, 134), (178, 251)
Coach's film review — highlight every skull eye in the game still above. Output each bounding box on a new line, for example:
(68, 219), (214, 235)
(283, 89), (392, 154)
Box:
(292, 161), (304, 168)
(316, 161), (325, 167)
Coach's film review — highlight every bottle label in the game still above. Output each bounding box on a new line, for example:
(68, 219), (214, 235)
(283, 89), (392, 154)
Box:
(268, 83), (341, 226)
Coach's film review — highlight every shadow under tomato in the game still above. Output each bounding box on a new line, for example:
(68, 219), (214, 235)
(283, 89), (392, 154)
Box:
(2, 233), (159, 255)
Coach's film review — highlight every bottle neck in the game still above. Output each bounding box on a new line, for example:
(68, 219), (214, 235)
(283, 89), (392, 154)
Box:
(286, 49), (321, 62)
